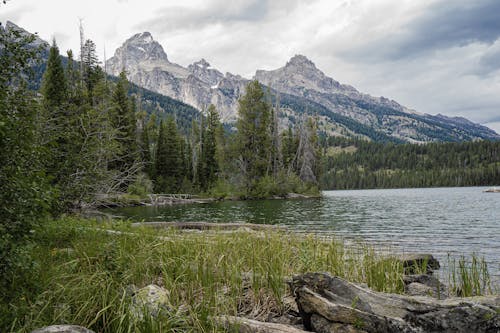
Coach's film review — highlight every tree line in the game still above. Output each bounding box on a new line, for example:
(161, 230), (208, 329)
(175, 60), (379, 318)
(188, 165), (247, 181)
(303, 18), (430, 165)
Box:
(141, 81), (322, 198)
(1, 24), (321, 310)
(320, 137), (500, 189)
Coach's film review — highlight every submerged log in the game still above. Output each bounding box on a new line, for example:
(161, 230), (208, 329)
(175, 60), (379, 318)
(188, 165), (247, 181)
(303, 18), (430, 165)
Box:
(291, 272), (500, 333)
(131, 221), (280, 231)
(215, 315), (308, 333)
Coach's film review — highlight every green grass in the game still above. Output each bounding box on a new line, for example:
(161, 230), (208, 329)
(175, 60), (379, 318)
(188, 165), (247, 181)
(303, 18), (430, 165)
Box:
(446, 253), (494, 297)
(2, 217), (496, 332)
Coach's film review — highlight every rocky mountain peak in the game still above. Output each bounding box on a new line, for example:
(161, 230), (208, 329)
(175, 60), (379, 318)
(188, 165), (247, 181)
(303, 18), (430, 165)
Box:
(128, 31), (154, 44)
(187, 58), (224, 86)
(192, 58), (211, 68)
(120, 31), (168, 62)
(3, 21), (49, 49)
(286, 54), (316, 68)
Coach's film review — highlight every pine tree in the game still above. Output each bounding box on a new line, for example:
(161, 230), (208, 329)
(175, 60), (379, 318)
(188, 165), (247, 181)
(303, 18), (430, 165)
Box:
(282, 126), (298, 173)
(140, 119), (153, 178)
(236, 80), (272, 193)
(40, 40), (76, 208)
(110, 71), (138, 174)
(154, 120), (167, 192)
(41, 40), (67, 109)
(297, 116), (319, 184)
(269, 95), (283, 178)
(154, 117), (182, 193)
(190, 118), (201, 185)
(200, 104), (220, 190)
(80, 39), (101, 102)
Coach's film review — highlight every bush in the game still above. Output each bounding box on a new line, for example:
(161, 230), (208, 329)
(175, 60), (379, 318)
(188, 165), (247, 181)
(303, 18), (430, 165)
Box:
(128, 173), (153, 197)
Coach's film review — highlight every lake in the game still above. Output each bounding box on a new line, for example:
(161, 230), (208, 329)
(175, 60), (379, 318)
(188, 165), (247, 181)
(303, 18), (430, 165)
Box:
(107, 187), (500, 279)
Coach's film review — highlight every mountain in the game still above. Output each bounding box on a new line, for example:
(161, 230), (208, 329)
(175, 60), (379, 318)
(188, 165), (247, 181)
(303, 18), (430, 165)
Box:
(1, 23), (201, 132)
(254, 55), (500, 142)
(1, 21), (49, 49)
(106, 32), (247, 122)
(5, 21), (497, 143)
(106, 32), (499, 142)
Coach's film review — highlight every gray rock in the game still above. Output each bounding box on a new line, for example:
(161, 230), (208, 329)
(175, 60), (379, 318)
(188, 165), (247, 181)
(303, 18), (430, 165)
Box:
(129, 284), (171, 319)
(31, 325), (95, 333)
(403, 274), (448, 298)
(291, 272), (500, 333)
(400, 253), (440, 274)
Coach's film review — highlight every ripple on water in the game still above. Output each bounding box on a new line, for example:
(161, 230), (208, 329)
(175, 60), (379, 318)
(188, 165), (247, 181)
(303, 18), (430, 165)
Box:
(106, 187), (500, 279)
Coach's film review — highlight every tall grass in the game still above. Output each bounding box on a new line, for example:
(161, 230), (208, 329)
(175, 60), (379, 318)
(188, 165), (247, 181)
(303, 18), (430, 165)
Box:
(3, 217), (496, 332)
(446, 253), (494, 297)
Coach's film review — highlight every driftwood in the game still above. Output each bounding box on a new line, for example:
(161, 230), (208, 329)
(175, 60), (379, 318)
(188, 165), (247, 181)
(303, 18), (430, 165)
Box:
(290, 272), (500, 333)
(215, 316), (307, 333)
(131, 221), (280, 231)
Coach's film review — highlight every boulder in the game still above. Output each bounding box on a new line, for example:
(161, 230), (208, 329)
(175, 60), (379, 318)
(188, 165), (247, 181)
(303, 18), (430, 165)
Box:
(399, 253), (440, 274)
(31, 326), (95, 333)
(215, 315), (308, 333)
(402, 274), (448, 298)
(129, 284), (171, 319)
(291, 272), (500, 333)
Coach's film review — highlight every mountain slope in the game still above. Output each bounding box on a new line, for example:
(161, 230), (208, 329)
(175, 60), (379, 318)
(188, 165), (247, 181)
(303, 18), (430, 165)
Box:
(6, 21), (498, 143)
(106, 32), (246, 122)
(2, 22), (201, 132)
(255, 55), (499, 142)
(106, 31), (499, 143)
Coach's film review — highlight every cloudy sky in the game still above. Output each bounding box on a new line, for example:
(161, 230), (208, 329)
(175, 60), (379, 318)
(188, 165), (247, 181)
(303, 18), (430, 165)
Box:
(2, 0), (500, 132)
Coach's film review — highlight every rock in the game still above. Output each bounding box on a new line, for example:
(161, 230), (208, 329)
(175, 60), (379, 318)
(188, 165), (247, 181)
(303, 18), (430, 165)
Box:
(291, 272), (500, 333)
(310, 314), (367, 333)
(404, 282), (436, 298)
(268, 313), (302, 327)
(403, 274), (448, 298)
(399, 253), (440, 274)
(130, 284), (171, 319)
(31, 325), (95, 333)
(215, 315), (308, 333)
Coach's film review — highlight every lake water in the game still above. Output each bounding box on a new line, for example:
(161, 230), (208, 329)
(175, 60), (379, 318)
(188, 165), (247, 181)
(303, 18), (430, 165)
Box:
(107, 187), (500, 279)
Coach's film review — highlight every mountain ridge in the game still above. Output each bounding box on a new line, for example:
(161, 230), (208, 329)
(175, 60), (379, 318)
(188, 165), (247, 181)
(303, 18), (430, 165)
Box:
(3, 21), (498, 142)
(105, 30), (499, 142)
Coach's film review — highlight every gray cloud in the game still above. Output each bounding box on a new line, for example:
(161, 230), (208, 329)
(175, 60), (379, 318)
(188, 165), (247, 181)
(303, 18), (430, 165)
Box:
(0, 4), (29, 26)
(3, 0), (499, 131)
(477, 40), (500, 74)
(135, 0), (271, 33)
(346, 0), (500, 61)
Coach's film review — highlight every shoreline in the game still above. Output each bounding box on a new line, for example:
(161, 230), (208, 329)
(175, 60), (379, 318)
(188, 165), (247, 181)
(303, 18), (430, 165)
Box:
(89, 192), (322, 210)
(9, 217), (498, 332)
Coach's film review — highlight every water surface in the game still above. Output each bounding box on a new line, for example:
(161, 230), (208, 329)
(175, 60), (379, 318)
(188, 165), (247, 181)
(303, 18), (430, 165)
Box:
(107, 187), (500, 278)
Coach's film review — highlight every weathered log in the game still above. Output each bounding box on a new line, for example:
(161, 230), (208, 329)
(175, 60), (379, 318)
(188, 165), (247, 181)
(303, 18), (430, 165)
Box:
(291, 272), (500, 333)
(215, 315), (308, 333)
(131, 221), (280, 231)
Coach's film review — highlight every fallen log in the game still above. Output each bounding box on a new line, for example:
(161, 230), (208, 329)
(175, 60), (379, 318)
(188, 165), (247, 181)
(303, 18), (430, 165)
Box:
(291, 272), (500, 333)
(131, 221), (281, 231)
(215, 315), (308, 333)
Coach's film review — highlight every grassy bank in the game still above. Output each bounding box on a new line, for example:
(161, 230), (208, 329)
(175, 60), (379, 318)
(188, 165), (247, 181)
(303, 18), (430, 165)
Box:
(3, 218), (494, 332)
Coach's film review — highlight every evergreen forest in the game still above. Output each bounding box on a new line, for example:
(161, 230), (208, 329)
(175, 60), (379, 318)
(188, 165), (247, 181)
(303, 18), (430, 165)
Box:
(320, 137), (500, 189)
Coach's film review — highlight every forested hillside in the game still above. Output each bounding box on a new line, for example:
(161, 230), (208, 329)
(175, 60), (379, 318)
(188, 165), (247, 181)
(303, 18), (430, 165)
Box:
(321, 138), (500, 189)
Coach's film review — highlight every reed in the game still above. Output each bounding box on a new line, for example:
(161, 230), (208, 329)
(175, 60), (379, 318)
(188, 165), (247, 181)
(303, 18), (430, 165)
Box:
(446, 253), (493, 297)
(4, 217), (495, 332)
